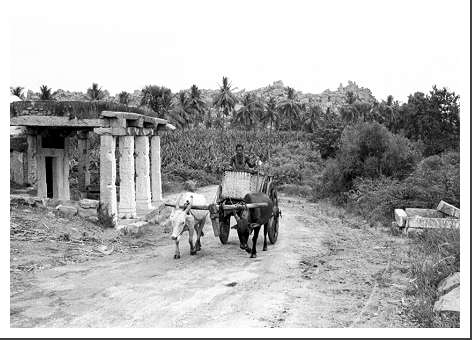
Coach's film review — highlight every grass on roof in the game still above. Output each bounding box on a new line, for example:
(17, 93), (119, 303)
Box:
(10, 100), (158, 120)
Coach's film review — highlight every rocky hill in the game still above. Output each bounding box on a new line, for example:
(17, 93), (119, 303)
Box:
(23, 80), (377, 115)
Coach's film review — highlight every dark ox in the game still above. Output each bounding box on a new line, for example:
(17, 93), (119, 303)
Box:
(234, 192), (274, 258)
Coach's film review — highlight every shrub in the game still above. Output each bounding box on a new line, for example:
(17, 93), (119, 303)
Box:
(316, 122), (421, 199)
(348, 151), (460, 224)
(381, 134), (421, 178)
(313, 158), (346, 199)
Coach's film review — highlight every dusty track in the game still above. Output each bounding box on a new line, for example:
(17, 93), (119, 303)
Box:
(10, 186), (414, 327)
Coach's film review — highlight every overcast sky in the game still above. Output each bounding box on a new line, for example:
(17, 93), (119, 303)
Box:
(8, 0), (470, 102)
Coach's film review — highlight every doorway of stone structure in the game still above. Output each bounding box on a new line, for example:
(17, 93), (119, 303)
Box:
(45, 156), (54, 198)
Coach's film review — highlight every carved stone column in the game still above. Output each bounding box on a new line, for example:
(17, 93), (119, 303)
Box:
(60, 136), (71, 201)
(99, 135), (117, 225)
(135, 136), (152, 213)
(36, 135), (47, 198)
(150, 135), (162, 207)
(26, 130), (38, 186)
(118, 136), (136, 218)
(77, 130), (91, 194)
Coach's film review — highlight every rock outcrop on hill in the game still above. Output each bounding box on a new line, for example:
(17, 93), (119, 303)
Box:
(21, 80), (377, 115)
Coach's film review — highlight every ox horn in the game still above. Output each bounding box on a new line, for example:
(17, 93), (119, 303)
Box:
(174, 194), (183, 211)
(184, 196), (193, 214)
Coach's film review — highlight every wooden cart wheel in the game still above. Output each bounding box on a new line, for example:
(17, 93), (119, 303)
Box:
(219, 215), (231, 244)
(268, 186), (279, 244)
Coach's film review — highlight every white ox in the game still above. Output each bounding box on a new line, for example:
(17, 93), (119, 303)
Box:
(169, 192), (208, 259)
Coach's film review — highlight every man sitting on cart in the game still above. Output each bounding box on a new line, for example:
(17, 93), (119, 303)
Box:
(230, 144), (256, 171)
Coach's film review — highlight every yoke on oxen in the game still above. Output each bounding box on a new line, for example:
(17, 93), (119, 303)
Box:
(165, 170), (281, 246)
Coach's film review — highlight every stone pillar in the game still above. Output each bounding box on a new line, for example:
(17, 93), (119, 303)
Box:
(10, 151), (25, 185)
(118, 136), (136, 218)
(99, 135), (117, 225)
(52, 152), (64, 199)
(77, 131), (91, 194)
(135, 136), (152, 213)
(36, 135), (47, 198)
(150, 135), (162, 207)
(61, 136), (71, 201)
(26, 132), (38, 186)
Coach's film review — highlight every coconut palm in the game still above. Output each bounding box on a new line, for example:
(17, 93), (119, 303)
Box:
(233, 93), (259, 130)
(10, 86), (25, 100)
(341, 100), (374, 123)
(213, 76), (238, 127)
(87, 83), (105, 101)
(168, 91), (192, 129)
(277, 87), (302, 130)
(141, 85), (174, 118)
(188, 84), (206, 127)
(302, 103), (323, 132)
(262, 96), (279, 130)
(118, 91), (131, 105)
(39, 85), (54, 100)
(377, 95), (400, 131)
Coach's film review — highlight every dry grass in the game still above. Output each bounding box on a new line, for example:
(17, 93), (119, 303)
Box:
(405, 229), (460, 327)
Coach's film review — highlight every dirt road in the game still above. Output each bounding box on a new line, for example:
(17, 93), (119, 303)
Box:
(10, 186), (414, 327)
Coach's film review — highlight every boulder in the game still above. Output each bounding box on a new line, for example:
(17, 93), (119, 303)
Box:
(437, 272), (460, 295)
(45, 198), (62, 208)
(405, 208), (444, 218)
(10, 195), (38, 207)
(56, 204), (78, 218)
(87, 216), (99, 224)
(121, 221), (149, 237)
(434, 286), (460, 312)
(407, 216), (460, 230)
(78, 207), (98, 218)
(79, 199), (99, 209)
(437, 201), (460, 218)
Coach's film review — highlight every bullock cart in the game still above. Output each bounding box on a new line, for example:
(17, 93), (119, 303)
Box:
(164, 170), (281, 245)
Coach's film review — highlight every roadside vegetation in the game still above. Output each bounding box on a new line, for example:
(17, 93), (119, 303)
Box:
(11, 79), (461, 327)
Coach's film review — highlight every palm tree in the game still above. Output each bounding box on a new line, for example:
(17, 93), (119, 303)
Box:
(233, 93), (259, 130)
(118, 91), (131, 105)
(87, 83), (105, 101)
(188, 84), (206, 127)
(141, 85), (174, 118)
(277, 87), (302, 130)
(379, 95), (400, 131)
(39, 85), (54, 100)
(11, 86), (25, 100)
(262, 96), (279, 130)
(213, 76), (238, 128)
(302, 103), (323, 132)
(168, 91), (192, 129)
